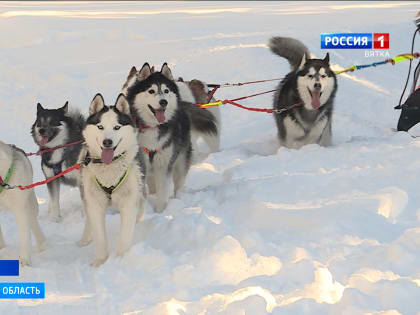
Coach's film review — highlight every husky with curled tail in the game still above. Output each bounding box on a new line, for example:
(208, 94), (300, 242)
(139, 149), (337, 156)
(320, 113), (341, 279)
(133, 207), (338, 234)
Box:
(122, 65), (220, 155)
(0, 142), (46, 266)
(269, 37), (337, 149)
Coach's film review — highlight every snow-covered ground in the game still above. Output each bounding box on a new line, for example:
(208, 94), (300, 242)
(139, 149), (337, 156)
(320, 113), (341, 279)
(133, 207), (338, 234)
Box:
(1, 1), (420, 314)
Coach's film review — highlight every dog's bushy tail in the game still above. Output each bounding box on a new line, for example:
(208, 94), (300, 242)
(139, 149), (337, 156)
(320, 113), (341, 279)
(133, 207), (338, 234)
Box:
(269, 37), (310, 71)
(181, 101), (218, 135)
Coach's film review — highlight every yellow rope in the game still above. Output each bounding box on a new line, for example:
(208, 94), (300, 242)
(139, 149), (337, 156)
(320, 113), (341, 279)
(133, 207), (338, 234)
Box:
(197, 53), (419, 109)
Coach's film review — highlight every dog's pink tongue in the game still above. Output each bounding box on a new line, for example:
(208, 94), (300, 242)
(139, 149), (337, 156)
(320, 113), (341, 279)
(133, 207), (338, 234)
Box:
(40, 136), (49, 146)
(154, 109), (166, 124)
(101, 148), (115, 165)
(311, 91), (321, 110)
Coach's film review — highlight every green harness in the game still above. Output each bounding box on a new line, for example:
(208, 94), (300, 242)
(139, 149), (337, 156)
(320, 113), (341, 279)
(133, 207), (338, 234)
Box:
(0, 162), (14, 194)
(94, 166), (130, 199)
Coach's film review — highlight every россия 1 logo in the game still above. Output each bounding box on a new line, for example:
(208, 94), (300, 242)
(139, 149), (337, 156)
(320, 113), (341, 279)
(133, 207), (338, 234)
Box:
(321, 33), (389, 49)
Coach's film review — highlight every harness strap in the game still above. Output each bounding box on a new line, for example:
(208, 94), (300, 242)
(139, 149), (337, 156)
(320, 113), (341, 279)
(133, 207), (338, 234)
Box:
(141, 146), (161, 162)
(52, 164), (62, 176)
(0, 162), (14, 194)
(94, 167), (130, 199)
(141, 146), (160, 155)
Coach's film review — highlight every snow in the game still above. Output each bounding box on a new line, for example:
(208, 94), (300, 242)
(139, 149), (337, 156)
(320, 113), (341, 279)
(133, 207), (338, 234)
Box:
(1, 1), (420, 314)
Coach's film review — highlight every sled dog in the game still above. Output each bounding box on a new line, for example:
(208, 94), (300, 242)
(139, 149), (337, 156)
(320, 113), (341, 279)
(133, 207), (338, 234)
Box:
(122, 64), (220, 154)
(269, 37), (337, 149)
(125, 63), (192, 212)
(78, 93), (145, 266)
(31, 102), (85, 221)
(0, 142), (45, 265)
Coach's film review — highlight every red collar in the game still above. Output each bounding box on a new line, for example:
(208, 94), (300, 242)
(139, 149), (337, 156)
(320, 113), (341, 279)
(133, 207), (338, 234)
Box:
(132, 115), (152, 132)
(138, 124), (152, 132)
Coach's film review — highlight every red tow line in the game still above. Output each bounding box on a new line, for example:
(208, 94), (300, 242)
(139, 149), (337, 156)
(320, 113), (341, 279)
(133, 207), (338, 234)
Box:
(15, 163), (82, 191)
(25, 140), (84, 157)
(198, 88), (301, 114)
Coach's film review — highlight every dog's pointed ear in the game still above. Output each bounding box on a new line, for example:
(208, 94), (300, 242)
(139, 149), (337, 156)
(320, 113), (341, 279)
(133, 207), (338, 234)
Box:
(323, 53), (330, 65)
(37, 103), (44, 112)
(298, 54), (307, 71)
(115, 93), (130, 116)
(61, 101), (69, 114)
(137, 63), (152, 81)
(160, 63), (174, 80)
(90, 93), (105, 115)
(129, 66), (137, 77)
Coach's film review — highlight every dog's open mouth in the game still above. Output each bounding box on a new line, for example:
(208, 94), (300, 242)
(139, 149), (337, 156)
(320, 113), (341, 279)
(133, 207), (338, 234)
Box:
(101, 140), (121, 165)
(40, 136), (50, 146)
(148, 105), (166, 124)
(308, 88), (322, 110)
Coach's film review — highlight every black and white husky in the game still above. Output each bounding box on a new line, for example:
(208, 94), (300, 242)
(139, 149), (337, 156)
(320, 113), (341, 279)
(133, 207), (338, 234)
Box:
(269, 37), (337, 149)
(77, 94), (145, 267)
(122, 64), (220, 154)
(125, 63), (192, 213)
(31, 102), (85, 222)
(0, 141), (45, 265)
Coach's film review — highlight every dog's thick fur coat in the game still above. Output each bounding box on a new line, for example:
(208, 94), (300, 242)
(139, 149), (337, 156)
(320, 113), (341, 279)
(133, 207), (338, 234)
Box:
(0, 142), (46, 266)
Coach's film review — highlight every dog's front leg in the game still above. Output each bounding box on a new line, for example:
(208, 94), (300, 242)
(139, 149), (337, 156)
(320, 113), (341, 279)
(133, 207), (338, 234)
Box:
(318, 119), (332, 147)
(46, 179), (61, 222)
(136, 196), (146, 223)
(76, 184), (92, 247)
(116, 199), (138, 257)
(85, 201), (108, 267)
(77, 213), (92, 247)
(14, 202), (32, 266)
(28, 193), (46, 252)
(154, 169), (170, 213)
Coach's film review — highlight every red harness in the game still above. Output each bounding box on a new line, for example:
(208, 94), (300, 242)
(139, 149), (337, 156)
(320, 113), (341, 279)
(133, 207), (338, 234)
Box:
(134, 118), (159, 156)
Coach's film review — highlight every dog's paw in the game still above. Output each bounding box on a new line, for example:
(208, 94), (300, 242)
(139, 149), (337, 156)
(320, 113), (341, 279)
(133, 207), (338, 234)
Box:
(154, 201), (168, 213)
(116, 250), (125, 258)
(76, 238), (92, 247)
(90, 257), (108, 267)
(19, 256), (32, 267)
(48, 212), (62, 223)
(38, 240), (47, 252)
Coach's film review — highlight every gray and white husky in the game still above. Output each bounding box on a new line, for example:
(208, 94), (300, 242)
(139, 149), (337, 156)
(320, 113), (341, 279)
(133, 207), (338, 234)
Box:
(31, 102), (85, 222)
(0, 141), (45, 266)
(125, 63), (192, 213)
(269, 37), (337, 149)
(77, 93), (145, 267)
(122, 64), (220, 154)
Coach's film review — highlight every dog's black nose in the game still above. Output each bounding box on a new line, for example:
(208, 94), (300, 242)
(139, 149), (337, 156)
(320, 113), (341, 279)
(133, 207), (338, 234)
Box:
(103, 139), (113, 148)
(39, 128), (46, 135)
(159, 99), (168, 108)
(314, 83), (322, 90)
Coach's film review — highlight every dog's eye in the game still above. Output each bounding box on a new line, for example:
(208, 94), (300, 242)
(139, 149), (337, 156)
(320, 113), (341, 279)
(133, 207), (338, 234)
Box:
(321, 75), (327, 78)
(114, 125), (121, 130)
(97, 125), (104, 130)
(308, 74), (314, 79)
(148, 89), (155, 94)
(164, 89), (169, 94)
